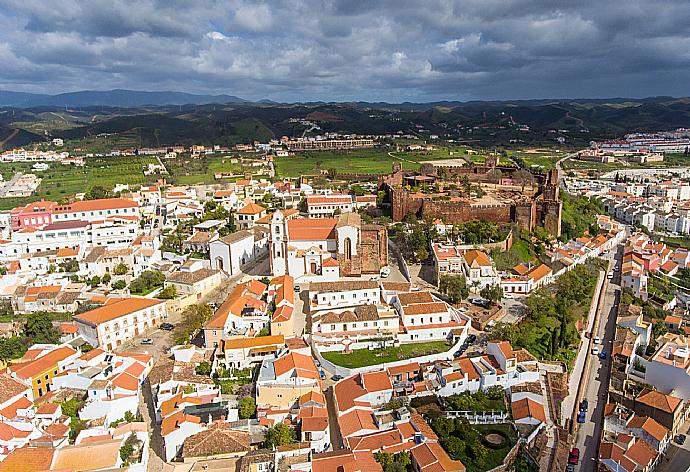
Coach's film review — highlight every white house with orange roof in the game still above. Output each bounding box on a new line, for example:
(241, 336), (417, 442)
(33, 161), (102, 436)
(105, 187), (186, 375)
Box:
(462, 249), (500, 290)
(220, 335), (286, 370)
(236, 201), (266, 230)
(268, 275), (296, 338)
(256, 351), (321, 409)
(202, 279), (268, 348)
(434, 341), (539, 397)
(306, 195), (354, 218)
(73, 298), (168, 350)
(645, 334), (690, 400)
(393, 291), (469, 344)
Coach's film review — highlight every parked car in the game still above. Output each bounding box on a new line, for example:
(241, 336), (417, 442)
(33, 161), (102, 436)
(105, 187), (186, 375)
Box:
(568, 448), (580, 465)
(577, 411), (586, 424)
(140, 338), (153, 345)
(594, 336), (601, 345)
(319, 370), (326, 380)
(332, 374), (343, 381)
(467, 334), (477, 344)
(566, 465), (575, 472)
(160, 323), (175, 331)
(380, 267), (391, 278)
(674, 434), (686, 445)
(503, 293), (513, 299)
(579, 399), (588, 412)
(600, 351), (607, 360)
(294, 285), (301, 293)
(591, 347), (600, 356)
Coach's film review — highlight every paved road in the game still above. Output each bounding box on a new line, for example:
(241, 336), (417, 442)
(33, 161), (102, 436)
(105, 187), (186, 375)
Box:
(657, 417), (690, 472)
(574, 250), (621, 471)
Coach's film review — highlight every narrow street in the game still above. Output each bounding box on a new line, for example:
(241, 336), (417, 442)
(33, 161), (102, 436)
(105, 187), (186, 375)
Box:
(573, 248), (621, 471)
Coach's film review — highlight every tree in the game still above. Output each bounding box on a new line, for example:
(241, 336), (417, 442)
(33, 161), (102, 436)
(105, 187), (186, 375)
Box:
(173, 304), (214, 345)
(129, 270), (165, 294)
(439, 274), (469, 304)
(263, 423), (297, 448)
(195, 361), (212, 376)
(112, 280), (126, 290)
(25, 312), (60, 344)
(101, 273), (111, 285)
(513, 169), (535, 191)
(158, 285), (177, 299)
(85, 185), (112, 200)
(238, 396), (256, 419)
(113, 263), (128, 275)
(480, 284), (503, 303)
(0, 337), (28, 362)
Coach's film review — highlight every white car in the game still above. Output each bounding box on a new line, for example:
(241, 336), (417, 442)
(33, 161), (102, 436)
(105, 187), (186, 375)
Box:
(504, 293), (513, 299)
(594, 336), (601, 345)
(380, 267), (391, 278)
(591, 347), (600, 356)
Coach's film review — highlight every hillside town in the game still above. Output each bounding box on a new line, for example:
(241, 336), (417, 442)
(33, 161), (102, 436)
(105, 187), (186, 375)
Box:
(0, 134), (689, 472)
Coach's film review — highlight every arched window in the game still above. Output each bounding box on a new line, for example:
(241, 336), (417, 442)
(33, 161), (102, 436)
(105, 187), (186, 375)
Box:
(344, 237), (352, 260)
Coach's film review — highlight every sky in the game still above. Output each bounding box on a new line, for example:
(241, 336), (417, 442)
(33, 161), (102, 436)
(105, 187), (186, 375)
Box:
(0, 0), (689, 102)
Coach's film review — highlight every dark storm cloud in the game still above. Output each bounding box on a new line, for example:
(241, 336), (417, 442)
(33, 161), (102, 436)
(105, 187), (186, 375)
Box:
(0, 0), (689, 101)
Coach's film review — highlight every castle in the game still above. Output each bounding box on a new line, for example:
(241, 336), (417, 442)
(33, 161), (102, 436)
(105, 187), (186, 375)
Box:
(379, 158), (562, 236)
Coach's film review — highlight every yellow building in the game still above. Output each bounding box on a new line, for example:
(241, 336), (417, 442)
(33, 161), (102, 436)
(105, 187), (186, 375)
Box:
(11, 345), (79, 398)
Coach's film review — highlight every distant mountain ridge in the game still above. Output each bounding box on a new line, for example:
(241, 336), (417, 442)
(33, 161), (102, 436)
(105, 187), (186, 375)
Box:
(0, 89), (247, 108)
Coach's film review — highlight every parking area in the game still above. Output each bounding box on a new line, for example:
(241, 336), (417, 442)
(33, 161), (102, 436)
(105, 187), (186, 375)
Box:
(496, 296), (528, 324)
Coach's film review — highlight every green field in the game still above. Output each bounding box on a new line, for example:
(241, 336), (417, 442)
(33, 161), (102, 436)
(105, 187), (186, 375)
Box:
(321, 341), (453, 368)
(0, 157), (160, 210)
(511, 150), (563, 170)
(165, 155), (254, 185)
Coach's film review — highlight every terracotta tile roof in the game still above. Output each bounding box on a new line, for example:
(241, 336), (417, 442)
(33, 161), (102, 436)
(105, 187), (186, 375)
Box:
(0, 446), (55, 472)
(161, 409), (202, 436)
(411, 441), (466, 472)
(334, 375), (368, 412)
(302, 416), (329, 432)
(464, 249), (492, 267)
(527, 264), (552, 281)
(238, 202), (266, 215)
(494, 340), (515, 359)
(54, 198), (138, 213)
(0, 396), (32, 419)
(111, 371), (139, 391)
(511, 398), (546, 423)
(310, 280), (379, 292)
(322, 257), (340, 267)
(0, 422), (31, 441)
(166, 268), (220, 285)
(74, 298), (164, 326)
(625, 439), (657, 468)
(272, 304), (294, 323)
(51, 439), (122, 471)
(182, 420), (250, 458)
(11, 346), (77, 380)
(222, 335), (285, 351)
(273, 352), (318, 379)
(397, 291), (434, 306)
(0, 373), (30, 404)
(339, 409), (377, 438)
(312, 449), (383, 472)
(349, 429), (403, 451)
(627, 415), (669, 442)
(299, 391), (326, 406)
(403, 302), (447, 316)
(636, 389), (682, 414)
(388, 362), (420, 377)
(36, 403), (59, 415)
(287, 218), (337, 241)
(361, 371), (393, 392)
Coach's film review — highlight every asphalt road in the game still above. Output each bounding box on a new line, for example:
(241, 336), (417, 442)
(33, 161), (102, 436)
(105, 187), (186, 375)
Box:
(573, 251), (621, 471)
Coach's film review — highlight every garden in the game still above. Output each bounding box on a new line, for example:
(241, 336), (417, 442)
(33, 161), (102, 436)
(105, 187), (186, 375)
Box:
(431, 416), (518, 472)
(321, 340), (453, 369)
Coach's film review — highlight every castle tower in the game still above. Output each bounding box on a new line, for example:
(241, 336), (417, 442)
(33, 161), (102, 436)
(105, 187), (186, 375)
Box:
(269, 210), (288, 276)
(543, 169), (560, 202)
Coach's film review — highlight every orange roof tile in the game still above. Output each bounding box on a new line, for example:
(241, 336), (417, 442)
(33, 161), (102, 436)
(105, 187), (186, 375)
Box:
(238, 202), (266, 215)
(273, 352), (318, 379)
(287, 218), (337, 241)
(11, 346), (77, 380)
(74, 298), (164, 326)
(636, 389), (682, 414)
(0, 446), (55, 472)
(511, 398), (546, 423)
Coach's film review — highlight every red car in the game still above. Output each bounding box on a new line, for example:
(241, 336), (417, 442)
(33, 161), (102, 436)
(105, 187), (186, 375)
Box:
(568, 448), (580, 465)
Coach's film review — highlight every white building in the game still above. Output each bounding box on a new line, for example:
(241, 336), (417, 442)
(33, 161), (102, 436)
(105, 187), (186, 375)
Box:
(306, 195), (354, 218)
(74, 298), (168, 350)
